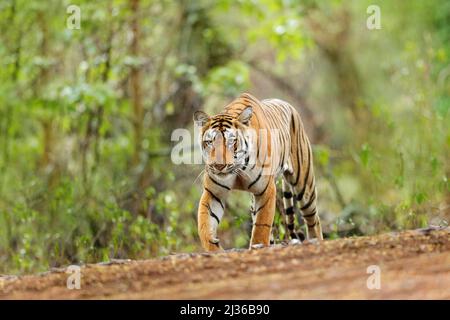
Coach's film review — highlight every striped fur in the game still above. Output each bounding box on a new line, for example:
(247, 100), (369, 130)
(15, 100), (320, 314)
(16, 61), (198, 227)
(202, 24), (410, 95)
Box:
(194, 93), (323, 251)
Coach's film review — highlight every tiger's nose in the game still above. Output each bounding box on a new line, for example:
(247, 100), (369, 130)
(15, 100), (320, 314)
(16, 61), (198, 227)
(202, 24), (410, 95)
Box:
(213, 163), (226, 171)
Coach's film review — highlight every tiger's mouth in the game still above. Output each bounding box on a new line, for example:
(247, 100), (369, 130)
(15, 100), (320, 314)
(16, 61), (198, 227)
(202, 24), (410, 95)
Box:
(208, 162), (241, 176)
(208, 165), (233, 176)
(207, 161), (247, 177)
(215, 171), (228, 176)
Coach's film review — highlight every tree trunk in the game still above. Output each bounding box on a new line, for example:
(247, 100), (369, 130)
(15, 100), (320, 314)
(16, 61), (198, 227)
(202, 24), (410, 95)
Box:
(37, 10), (52, 169)
(129, 0), (143, 166)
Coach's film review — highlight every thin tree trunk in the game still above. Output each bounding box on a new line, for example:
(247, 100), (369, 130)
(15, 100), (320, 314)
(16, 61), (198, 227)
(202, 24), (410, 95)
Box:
(37, 10), (52, 169)
(94, 2), (114, 164)
(129, 0), (143, 166)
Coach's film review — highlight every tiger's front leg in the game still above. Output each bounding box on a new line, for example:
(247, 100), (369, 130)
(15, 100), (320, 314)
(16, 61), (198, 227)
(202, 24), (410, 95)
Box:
(250, 179), (276, 248)
(198, 188), (225, 252)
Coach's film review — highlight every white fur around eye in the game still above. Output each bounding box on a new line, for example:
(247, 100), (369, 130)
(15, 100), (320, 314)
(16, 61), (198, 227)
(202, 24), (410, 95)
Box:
(203, 129), (217, 142)
(223, 130), (236, 148)
(223, 129), (236, 140)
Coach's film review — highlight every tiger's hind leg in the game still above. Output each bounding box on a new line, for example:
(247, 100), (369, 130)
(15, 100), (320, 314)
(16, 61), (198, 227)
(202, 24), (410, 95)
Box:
(286, 153), (323, 240)
(297, 185), (323, 240)
(281, 179), (304, 242)
(287, 115), (323, 241)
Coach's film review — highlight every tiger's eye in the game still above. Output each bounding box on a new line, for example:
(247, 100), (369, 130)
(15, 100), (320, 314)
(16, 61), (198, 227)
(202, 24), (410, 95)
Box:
(227, 137), (236, 148)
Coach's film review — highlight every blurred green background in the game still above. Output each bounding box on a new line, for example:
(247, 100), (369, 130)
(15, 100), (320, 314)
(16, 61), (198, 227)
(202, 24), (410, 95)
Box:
(0, 0), (448, 274)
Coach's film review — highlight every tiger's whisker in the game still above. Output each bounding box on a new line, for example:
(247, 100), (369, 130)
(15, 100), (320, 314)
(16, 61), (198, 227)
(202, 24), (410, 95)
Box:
(234, 168), (251, 181)
(193, 169), (205, 185)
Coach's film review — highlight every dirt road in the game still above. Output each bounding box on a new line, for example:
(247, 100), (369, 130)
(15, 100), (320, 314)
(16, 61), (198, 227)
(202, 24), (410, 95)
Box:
(1, 227), (449, 299)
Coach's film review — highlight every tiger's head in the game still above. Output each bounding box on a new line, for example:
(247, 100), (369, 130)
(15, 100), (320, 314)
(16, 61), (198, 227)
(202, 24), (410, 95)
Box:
(193, 107), (253, 176)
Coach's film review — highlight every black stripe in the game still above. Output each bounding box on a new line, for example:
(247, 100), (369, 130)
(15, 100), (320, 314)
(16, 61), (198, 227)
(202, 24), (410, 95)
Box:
(285, 206), (295, 215)
(249, 114), (262, 170)
(283, 191), (293, 198)
(302, 209), (317, 218)
(296, 147), (311, 201)
(220, 119), (233, 126)
(287, 223), (294, 230)
(250, 146), (259, 170)
(300, 192), (316, 211)
(203, 203), (220, 225)
(255, 179), (271, 196)
(204, 187), (224, 209)
(303, 146), (312, 185)
(250, 144), (268, 173)
(254, 197), (270, 215)
(293, 142), (302, 185)
(209, 176), (231, 190)
(253, 223), (271, 228)
(209, 240), (220, 247)
(211, 119), (233, 126)
(297, 186), (306, 202)
(242, 155), (250, 171)
(241, 137), (249, 170)
(209, 211), (220, 225)
(291, 113), (296, 133)
(292, 119), (302, 186)
(307, 177), (315, 191)
(212, 123), (231, 129)
(243, 137), (249, 156)
(248, 170), (263, 189)
(294, 130), (309, 187)
(307, 220), (317, 228)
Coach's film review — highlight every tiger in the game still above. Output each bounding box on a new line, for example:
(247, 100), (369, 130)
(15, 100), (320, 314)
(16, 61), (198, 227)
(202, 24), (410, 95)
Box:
(193, 93), (323, 252)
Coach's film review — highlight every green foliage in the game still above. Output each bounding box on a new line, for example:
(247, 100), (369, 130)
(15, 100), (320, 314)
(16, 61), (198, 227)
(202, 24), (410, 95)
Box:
(0, 0), (449, 274)
(203, 61), (250, 97)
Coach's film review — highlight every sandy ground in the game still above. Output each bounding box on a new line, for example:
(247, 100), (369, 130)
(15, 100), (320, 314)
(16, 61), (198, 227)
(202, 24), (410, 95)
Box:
(1, 227), (449, 299)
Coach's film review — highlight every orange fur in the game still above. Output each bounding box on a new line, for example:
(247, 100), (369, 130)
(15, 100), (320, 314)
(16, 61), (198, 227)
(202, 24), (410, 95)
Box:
(194, 93), (322, 251)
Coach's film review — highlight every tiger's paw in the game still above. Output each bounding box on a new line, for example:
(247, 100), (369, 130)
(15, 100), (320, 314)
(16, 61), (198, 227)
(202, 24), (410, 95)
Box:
(303, 238), (320, 245)
(205, 238), (223, 252)
(289, 238), (302, 245)
(250, 243), (265, 250)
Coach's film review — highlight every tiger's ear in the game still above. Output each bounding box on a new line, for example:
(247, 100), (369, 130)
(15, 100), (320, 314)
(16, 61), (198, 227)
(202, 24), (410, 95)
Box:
(238, 106), (253, 125)
(193, 110), (210, 127)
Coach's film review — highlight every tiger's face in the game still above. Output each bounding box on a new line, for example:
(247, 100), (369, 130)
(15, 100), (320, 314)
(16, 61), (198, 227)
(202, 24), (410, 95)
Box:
(194, 107), (253, 176)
